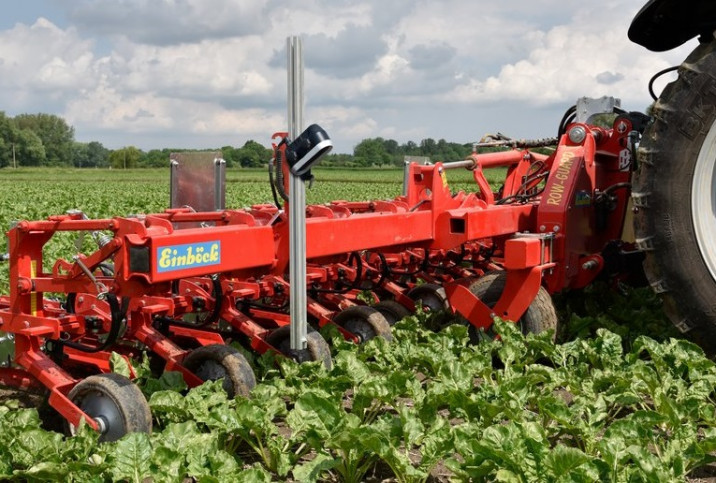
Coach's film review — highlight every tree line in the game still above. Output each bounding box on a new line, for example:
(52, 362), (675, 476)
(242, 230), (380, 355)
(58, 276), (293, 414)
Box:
(0, 112), (476, 169)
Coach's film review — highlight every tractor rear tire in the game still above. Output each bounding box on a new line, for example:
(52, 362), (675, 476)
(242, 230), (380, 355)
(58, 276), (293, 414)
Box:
(633, 38), (716, 350)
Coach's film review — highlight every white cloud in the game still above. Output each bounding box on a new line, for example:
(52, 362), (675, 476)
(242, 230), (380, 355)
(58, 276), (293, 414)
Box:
(0, 18), (95, 107)
(442, 3), (693, 110)
(359, 54), (411, 92)
(111, 38), (276, 98)
(0, 1), (700, 152)
(65, 79), (283, 141)
(64, 0), (268, 45)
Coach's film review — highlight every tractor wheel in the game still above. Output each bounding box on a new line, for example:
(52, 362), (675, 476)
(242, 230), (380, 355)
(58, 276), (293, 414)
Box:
(633, 38), (716, 350)
(266, 326), (333, 370)
(333, 305), (392, 342)
(182, 344), (256, 398)
(467, 272), (558, 343)
(67, 373), (152, 442)
(373, 300), (412, 326)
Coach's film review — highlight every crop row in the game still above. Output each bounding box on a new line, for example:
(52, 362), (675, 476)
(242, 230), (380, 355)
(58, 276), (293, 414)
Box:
(0, 168), (713, 481)
(0, 287), (713, 482)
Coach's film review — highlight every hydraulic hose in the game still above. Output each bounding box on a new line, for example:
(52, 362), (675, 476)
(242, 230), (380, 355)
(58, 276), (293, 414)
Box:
(268, 161), (282, 209)
(274, 148), (289, 203)
(59, 293), (124, 353)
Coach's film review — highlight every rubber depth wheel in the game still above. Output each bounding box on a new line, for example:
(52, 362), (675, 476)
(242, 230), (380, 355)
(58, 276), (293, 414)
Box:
(67, 373), (152, 442)
(407, 283), (452, 330)
(406, 283), (449, 312)
(266, 326), (333, 370)
(467, 272), (558, 343)
(333, 305), (393, 343)
(633, 39), (716, 349)
(182, 344), (256, 398)
(373, 300), (412, 326)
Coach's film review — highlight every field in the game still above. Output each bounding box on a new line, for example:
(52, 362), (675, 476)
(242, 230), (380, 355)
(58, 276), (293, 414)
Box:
(0, 167), (715, 481)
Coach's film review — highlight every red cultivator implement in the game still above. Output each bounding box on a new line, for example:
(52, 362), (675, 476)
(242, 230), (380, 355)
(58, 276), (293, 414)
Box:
(0, 97), (647, 440)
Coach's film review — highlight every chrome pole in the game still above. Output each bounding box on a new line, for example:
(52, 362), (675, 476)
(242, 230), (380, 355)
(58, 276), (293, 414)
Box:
(287, 36), (308, 351)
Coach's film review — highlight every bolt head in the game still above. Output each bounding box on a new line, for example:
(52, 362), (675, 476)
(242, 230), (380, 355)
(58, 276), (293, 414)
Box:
(568, 126), (587, 144)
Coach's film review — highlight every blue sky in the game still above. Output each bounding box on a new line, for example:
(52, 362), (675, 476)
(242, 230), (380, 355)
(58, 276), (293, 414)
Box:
(0, 0), (696, 153)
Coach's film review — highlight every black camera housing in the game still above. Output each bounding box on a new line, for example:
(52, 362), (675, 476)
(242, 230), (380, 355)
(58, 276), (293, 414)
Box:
(284, 124), (333, 177)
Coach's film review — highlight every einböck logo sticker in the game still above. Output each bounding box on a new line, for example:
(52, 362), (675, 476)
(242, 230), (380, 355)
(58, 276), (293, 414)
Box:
(156, 241), (220, 273)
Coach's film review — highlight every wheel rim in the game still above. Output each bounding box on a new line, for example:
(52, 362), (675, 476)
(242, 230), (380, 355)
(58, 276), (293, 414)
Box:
(268, 327), (332, 369)
(75, 390), (124, 442)
(343, 318), (377, 343)
(375, 307), (400, 325)
(409, 285), (447, 312)
(374, 301), (410, 326)
(193, 359), (227, 382)
(692, 118), (716, 283)
(417, 293), (443, 312)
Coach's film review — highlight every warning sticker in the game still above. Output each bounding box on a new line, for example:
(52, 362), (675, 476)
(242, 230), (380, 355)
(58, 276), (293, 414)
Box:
(439, 167), (448, 188)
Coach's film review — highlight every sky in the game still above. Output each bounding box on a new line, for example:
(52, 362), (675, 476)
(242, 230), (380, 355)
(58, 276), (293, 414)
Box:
(0, 0), (697, 154)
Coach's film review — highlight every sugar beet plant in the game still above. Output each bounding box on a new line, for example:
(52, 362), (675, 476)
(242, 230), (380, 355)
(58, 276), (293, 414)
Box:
(1, 302), (716, 481)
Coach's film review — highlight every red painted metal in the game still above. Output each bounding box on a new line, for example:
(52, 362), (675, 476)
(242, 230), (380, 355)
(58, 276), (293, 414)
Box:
(0, 114), (637, 435)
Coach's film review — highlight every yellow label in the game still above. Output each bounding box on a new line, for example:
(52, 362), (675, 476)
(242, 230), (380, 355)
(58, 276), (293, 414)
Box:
(157, 241), (220, 273)
(439, 168), (448, 189)
(546, 151), (576, 206)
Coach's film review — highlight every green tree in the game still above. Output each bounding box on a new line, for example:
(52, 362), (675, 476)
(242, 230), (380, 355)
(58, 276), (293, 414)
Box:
(401, 140), (419, 156)
(0, 112), (47, 167)
(73, 141), (109, 168)
(220, 145), (240, 168)
(419, 138), (437, 156)
(15, 129), (46, 166)
(86, 141), (110, 167)
(139, 148), (170, 168)
(236, 140), (271, 168)
(0, 112), (15, 168)
(14, 113), (75, 166)
(353, 138), (391, 166)
(109, 146), (142, 169)
(72, 142), (89, 168)
(0, 136), (7, 169)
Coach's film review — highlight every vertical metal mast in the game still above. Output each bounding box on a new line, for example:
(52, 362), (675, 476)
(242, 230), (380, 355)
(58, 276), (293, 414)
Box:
(287, 36), (308, 351)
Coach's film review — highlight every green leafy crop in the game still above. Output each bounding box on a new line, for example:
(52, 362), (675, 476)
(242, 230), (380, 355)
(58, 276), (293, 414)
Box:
(0, 168), (713, 481)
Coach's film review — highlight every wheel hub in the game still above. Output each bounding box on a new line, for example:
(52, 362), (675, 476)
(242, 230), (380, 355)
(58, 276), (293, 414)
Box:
(94, 416), (108, 435)
(79, 391), (124, 441)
